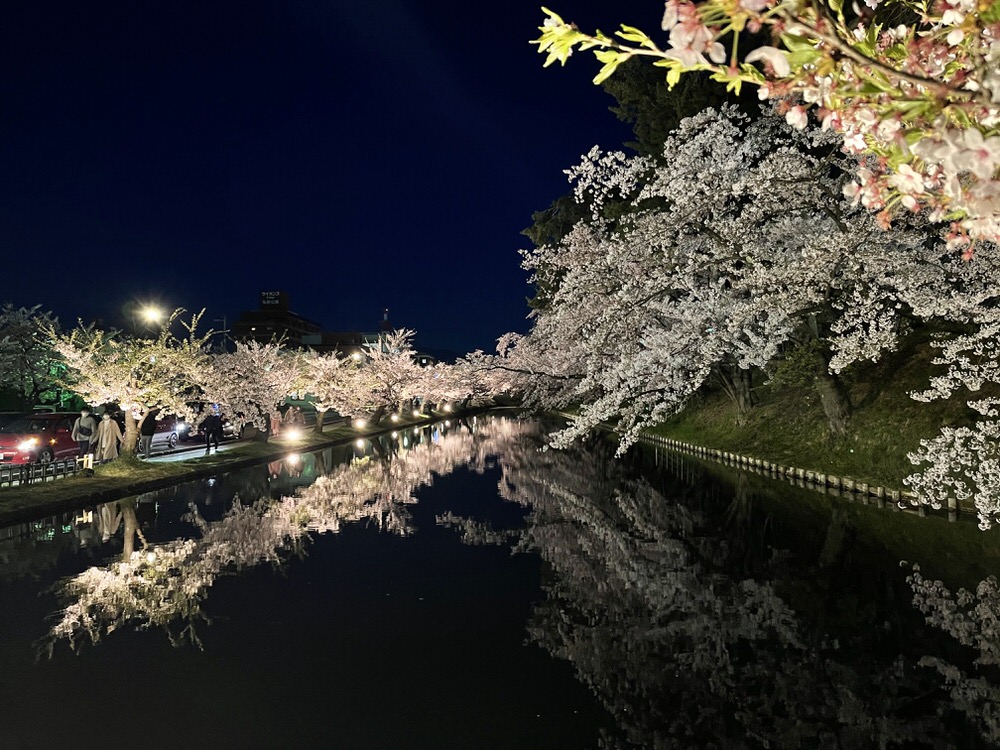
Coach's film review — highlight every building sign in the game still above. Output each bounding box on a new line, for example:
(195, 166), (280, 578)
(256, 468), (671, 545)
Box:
(260, 290), (288, 310)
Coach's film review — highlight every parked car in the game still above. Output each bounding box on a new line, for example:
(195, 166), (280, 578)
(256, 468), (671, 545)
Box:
(140, 414), (182, 452)
(0, 412), (28, 430)
(0, 412), (80, 464)
(179, 413), (242, 442)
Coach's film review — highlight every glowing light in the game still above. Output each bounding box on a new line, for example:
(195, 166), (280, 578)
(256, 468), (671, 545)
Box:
(17, 438), (38, 452)
(353, 419), (366, 429)
(285, 428), (302, 440)
(286, 453), (301, 466)
(391, 431), (398, 438)
(145, 551), (157, 563)
(390, 414), (399, 422)
(141, 306), (163, 323)
(443, 404), (452, 412)
(412, 410), (420, 418)
(355, 439), (365, 448)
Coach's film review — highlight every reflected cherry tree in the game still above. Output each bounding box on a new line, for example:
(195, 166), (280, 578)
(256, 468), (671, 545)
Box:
(44, 417), (535, 654)
(907, 566), (1000, 744)
(440, 436), (971, 748)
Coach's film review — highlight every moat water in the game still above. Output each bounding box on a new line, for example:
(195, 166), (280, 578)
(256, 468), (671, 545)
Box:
(1, 415), (998, 749)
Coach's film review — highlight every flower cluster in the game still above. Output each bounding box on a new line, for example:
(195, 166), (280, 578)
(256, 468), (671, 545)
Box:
(534, 1), (1000, 245)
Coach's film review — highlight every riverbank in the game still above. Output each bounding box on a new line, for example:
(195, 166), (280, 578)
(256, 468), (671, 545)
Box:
(643, 340), (994, 497)
(0, 408), (491, 526)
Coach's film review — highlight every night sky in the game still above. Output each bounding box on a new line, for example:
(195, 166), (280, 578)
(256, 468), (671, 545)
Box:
(1, 0), (662, 356)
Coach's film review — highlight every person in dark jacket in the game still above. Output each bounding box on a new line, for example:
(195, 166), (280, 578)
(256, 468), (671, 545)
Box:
(202, 406), (222, 451)
(139, 409), (158, 458)
(71, 408), (98, 457)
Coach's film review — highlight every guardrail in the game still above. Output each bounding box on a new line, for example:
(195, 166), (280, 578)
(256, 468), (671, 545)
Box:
(0, 457), (87, 489)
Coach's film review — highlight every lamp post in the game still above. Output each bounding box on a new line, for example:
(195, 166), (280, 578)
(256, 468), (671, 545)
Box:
(141, 306), (163, 325)
(132, 304), (165, 337)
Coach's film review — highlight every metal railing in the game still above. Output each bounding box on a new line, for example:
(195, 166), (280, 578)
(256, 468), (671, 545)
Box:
(0, 456), (89, 489)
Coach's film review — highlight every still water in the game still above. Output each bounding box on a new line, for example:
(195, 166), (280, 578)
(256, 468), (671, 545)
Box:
(1, 416), (999, 749)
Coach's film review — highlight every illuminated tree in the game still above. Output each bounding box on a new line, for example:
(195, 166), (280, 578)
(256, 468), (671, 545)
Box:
(500, 106), (934, 450)
(358, 329), (422, 424)
(533, 1), (1000, 246)
(50, 310), (211, 455)
(297, 349), (361, 433)
(200, 340), (302, 434)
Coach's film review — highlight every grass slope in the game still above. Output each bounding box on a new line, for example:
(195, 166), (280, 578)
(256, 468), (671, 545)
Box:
(649, 339), (993, 491)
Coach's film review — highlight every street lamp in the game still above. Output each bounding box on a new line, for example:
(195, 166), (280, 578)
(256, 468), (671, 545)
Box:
(141, 306), (163, 325)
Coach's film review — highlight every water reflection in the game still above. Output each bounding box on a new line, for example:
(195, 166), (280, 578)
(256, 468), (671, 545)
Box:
(440, 434), (999, 748)
(43, 417), (533, 653)
(24, 416), (1000, 746)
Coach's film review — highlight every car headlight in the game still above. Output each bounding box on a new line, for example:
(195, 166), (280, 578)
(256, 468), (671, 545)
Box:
(17, 438), (38, 452)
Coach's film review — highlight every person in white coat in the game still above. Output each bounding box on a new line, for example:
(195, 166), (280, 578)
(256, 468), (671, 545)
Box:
(95, 413), (123, 461)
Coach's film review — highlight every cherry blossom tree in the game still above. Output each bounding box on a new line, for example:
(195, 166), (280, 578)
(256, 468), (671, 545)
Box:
(199, 340), (302, 435)
(297, 349), (362, 433)
(49, 310), (212, 455)
(533, 1), (1000, 246)
(357, 329), (422, 425)
(499, 106), (936, 450)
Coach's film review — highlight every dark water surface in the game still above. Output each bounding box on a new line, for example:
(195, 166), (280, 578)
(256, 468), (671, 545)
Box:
(1, 416), (999, 749)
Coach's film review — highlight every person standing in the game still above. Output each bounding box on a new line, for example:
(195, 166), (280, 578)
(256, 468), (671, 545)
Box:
(139, 409), (158, 458)
(72, 408), (98, 458)
(94, 412), (123, 461)
(202, 407), (222, 451)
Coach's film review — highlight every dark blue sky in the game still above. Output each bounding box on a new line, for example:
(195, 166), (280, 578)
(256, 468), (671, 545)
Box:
(1, 0), (661, 355)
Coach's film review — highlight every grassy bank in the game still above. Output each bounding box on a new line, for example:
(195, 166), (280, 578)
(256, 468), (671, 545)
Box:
(647, 339), (992, 492)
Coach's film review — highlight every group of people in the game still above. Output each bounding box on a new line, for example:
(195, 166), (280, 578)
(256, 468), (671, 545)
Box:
(269, 405), (305, 437)
(70, 408), (124, 462)
(70, 403), (300, 461)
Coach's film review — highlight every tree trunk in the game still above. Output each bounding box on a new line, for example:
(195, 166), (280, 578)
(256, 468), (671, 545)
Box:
(122, 411), (139, 457)
(814, 369), (852, 437)
(714, 363), (754, 427)
(369, 405), (387, 426)
(121, 499), (140, 561)
(313, 408), (327, 434)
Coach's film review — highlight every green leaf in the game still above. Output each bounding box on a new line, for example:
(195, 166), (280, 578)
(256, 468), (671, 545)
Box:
(592, 49), (625, 84)
(787, 48), (821, 69)
(781, 33), (818, 52)
(652, 58), (684, 89)
(539, 7), (566, 27)
(616, 24), (652, 45)
(737, 63), (767, 84)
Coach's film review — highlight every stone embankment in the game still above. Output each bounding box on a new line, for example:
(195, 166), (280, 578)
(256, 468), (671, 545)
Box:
(638, 433), (969, 522)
